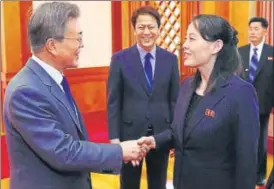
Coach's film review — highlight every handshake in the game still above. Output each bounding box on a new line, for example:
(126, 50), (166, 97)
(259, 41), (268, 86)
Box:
(111, 137), (156, 166)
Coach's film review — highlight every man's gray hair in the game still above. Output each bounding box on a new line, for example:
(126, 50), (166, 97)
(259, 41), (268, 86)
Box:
(28, 2), (80, 52)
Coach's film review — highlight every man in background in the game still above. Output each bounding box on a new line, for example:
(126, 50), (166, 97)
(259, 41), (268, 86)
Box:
(3, 2), (147, 189)
(107, 6), (180, 189)
(238, 17), (274, 186)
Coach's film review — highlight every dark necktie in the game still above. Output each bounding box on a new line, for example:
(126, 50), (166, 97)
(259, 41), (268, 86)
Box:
(249, 48), (258, 82)
(61, 76), (77, 115)
(144, 53), (153, 91)
(61, 76), (85, 136)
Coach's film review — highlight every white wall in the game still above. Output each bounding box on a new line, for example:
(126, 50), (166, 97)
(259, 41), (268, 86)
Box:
(33, 1), (112, 67)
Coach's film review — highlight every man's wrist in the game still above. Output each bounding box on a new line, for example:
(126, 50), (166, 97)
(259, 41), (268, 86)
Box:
(151, 136), (156, 148)
(110, 139), (120, 144)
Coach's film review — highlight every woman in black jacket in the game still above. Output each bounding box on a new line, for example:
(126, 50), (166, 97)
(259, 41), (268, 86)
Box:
(138, 14), (259, 189)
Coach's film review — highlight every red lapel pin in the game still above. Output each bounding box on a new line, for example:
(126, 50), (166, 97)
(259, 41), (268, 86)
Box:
(205, 108), (215, 118)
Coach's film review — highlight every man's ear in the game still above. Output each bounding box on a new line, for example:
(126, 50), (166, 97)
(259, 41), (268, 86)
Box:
(45, 38), (58, 56)
(263, 28), (268, 37)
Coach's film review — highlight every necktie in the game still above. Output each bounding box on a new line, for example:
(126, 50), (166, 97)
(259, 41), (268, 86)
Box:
(249, 48), (258, 82)
(61, 76), (77, 115)
(144, 53), (153, 91)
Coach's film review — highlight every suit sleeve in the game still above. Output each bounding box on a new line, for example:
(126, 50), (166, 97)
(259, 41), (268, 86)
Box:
(154, 127), (174, 150)
(169, 55), (180, 120)
(8, 87), (123, 173)
(233, 83), (259, 189)
(155, 77), (189, 150)
(154, 75), (186, 150)
(107, 55), (123, 140)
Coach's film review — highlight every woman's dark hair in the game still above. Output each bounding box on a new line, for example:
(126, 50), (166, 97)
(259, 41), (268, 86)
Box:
(131, 6), (161, 29)
(190, 14), (243, 94)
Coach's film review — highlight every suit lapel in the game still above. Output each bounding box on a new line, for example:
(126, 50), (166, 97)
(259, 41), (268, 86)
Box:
(50, 84), (83, 134)
(151, 47), (165, 94)
(254, 44), (268, 79)
(174, 79), (195, 146)
(183, 77), (227, 144)
(130, 45), (150, 96)
(26, 59), (84, 136)
(75, 104), (89, 140)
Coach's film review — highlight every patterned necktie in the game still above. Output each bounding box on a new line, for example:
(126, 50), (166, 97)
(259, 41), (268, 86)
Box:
(61, 76), (77, 115)
(144, 53), (153, 91)
(249, 48), (258, 82)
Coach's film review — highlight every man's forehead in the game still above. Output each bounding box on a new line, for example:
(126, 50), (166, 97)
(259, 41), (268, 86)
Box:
(136, 15), (157, 22)
(249, 22), (263, 27)
(65, 19), (82, 34)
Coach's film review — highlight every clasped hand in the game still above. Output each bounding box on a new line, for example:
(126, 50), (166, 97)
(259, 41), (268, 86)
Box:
(120, 136), (156, 166)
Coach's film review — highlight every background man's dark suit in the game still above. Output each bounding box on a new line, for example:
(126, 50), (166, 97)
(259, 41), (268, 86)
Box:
(239, 43), (274, 183)
(107, 44), (179, 189)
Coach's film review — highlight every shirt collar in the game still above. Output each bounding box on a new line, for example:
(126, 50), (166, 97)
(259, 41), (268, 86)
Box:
(250, 39), (264, 52)
(136, 43), (156, 60)
(31, 55), (63, 86)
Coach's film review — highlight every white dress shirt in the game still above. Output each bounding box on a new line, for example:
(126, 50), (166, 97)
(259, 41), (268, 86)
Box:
(136, 43), (157, 77)
(249, 40), (264, 63)
(32, 55), (64, 91)
(32, 55), (79, 119)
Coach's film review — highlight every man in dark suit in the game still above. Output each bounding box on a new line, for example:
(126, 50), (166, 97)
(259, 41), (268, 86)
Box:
(238, 17), (274, 186)
(107, 6), (180, 189)
(3, 2), (146, 189)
